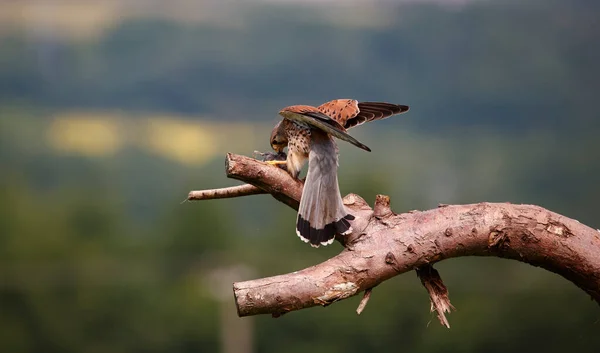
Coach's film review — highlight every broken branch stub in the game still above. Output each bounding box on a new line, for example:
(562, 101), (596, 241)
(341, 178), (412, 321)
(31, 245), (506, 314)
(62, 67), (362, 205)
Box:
(416, 265), (455, 328)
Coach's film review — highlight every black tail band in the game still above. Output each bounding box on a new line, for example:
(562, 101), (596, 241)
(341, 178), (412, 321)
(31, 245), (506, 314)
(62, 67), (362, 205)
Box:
(296, 214), (354, 246)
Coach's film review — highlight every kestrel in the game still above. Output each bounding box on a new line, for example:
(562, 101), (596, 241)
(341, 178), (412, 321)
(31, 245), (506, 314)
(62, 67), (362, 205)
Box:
(269, 99), (409, 247)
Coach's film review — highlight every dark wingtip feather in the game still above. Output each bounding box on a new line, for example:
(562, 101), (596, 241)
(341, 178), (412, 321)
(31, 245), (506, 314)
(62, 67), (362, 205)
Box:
(393, 104), (410, 114)
(345, 102), (410, 130)
(363, 145), (372, 152)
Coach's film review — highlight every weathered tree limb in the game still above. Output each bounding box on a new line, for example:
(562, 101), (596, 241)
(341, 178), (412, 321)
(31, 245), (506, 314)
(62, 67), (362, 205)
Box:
(186, 153), (299, 209)
(226, 153), (301, 211)
(188, 153), (600, 322)
(187, 184), (265, 201)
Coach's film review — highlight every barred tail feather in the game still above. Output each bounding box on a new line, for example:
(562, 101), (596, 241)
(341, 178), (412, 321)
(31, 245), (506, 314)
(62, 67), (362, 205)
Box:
(296, 131), (354, 247)
(296, 213), (355, 247)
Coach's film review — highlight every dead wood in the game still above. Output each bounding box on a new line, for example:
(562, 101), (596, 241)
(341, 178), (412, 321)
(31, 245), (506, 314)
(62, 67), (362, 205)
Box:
(188, 153), (600, 324)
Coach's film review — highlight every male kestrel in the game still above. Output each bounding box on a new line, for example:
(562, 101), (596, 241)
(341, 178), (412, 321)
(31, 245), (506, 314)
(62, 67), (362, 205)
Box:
(269, 99), (409, 247)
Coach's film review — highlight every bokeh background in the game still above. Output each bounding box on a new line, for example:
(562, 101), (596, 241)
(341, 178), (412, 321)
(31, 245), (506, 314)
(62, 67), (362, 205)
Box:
(1, 0), (599, 352)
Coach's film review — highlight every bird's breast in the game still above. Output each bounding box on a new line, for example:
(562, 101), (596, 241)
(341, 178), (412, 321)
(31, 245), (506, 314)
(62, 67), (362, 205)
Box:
(285, 121), (311, 155)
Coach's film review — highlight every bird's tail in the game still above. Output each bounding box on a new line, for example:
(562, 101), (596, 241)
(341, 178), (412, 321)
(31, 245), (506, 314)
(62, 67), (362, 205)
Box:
(296, 131), (354, 247)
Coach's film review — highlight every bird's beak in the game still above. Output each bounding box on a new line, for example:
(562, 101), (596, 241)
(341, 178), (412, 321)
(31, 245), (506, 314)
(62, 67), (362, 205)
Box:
(272, 145), (283, 153)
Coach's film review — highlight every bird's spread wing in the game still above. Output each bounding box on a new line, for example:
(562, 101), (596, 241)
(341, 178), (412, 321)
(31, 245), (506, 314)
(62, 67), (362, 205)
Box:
(317, 99), (410, 130)
(279, 106), (371, 152)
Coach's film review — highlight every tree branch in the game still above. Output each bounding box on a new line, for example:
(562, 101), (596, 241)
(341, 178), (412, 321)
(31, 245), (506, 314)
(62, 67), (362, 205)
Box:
(188, 153), (600, 323)
(187, 184), (265, 201)
(355, 287), (374, 315)
(226, 153), (301, 211)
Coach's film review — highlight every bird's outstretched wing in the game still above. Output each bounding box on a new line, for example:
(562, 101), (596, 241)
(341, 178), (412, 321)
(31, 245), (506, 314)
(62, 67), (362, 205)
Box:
(317, 99), (409, 130)
(279, 106), (371, 152)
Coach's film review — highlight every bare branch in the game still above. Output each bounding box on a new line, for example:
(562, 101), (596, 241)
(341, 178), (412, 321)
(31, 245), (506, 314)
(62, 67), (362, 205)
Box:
(185, 150), (289, 202)
(187, 184), (265, 201)
(356, 288), (374, 315)
(225, 153), (302, 210)
(188, 153), (600, 325)
(234, 199), (600, 318)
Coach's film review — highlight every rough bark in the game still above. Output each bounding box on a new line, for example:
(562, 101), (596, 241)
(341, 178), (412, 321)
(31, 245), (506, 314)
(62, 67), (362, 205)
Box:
(226, 153), (301, 211)
(187, 184), (265, 201)
(188, 153), (600, 322)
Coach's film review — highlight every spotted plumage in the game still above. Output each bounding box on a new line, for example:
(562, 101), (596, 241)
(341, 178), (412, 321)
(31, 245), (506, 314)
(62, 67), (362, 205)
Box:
(269, 99), (409, 247)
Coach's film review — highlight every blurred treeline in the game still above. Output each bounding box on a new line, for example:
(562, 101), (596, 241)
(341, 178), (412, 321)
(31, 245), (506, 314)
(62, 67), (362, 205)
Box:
(0, 0), (599, 352)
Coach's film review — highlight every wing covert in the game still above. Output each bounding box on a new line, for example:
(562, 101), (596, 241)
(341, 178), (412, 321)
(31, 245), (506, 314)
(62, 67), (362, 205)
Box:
(317, 100), (410, 130)
(279, 106), (371, 152)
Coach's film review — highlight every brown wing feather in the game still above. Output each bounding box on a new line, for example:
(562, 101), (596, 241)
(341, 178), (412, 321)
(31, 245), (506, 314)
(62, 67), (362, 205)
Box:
(281, 104), (348, 131)
(279, 105), (371, 151)
(317, 99), (360, 127)
(282, 105), (321, 115)
(318, 100), (409, 129)
(347, 102), (410, 130)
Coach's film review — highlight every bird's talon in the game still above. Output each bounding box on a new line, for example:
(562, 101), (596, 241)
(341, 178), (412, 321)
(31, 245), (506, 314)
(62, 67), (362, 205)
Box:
(266, 160), (287, 166)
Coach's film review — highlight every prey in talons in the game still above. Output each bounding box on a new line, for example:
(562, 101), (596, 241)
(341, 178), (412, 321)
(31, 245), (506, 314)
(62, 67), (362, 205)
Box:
(254, 150), (288, 171)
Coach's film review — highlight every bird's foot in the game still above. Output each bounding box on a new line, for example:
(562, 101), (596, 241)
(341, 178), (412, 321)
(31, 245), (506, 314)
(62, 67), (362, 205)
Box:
(265, 160), (287, 166)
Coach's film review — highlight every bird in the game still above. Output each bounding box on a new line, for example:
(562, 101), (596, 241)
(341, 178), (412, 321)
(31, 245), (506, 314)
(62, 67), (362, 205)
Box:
(268, 99), (409, 247)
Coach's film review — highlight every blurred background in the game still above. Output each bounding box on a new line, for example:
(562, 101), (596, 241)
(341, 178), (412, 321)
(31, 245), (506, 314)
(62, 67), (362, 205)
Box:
(1, 0), (599, 352)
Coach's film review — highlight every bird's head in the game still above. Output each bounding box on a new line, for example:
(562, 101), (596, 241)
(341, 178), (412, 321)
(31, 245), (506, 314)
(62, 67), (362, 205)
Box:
(270, 121), (288, 153)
